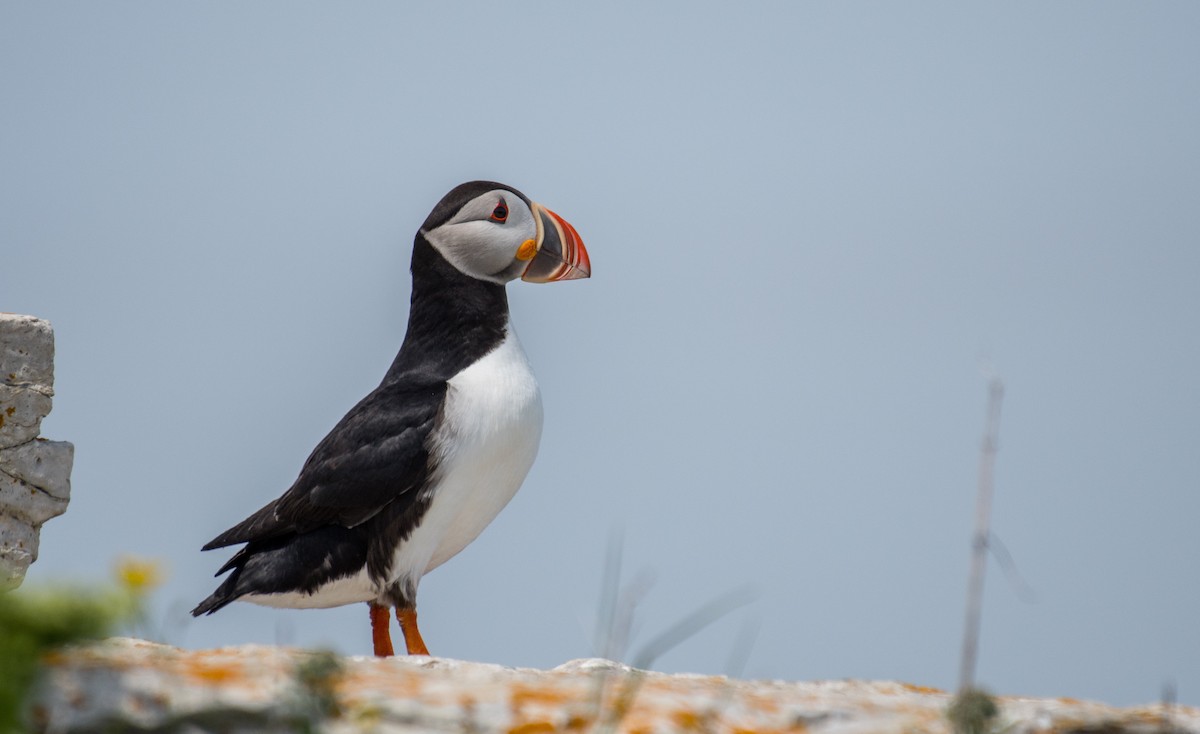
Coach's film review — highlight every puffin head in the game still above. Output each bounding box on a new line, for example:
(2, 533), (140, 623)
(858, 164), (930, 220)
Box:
(420, 181), (590, 285)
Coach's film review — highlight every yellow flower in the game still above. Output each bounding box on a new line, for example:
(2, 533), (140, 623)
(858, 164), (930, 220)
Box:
(115, 556), (165, 593)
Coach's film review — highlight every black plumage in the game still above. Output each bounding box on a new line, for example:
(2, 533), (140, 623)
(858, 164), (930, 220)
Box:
(192, 183), (523, 617)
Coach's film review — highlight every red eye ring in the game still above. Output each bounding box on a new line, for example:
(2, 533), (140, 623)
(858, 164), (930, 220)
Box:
(490, 202), (508, 223)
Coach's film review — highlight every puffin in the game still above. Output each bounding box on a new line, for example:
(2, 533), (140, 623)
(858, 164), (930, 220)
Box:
(192, 181), (590, 657)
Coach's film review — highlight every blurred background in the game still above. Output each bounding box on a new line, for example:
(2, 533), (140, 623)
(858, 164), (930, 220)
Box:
(3, 2), (1198, 706)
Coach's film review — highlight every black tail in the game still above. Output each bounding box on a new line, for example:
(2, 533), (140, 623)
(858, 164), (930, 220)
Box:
(191, 526), (369, 617)
(191, 574), (240, 616)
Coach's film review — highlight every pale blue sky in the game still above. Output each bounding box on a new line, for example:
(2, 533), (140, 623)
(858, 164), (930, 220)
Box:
(3, 2), (1199, 706)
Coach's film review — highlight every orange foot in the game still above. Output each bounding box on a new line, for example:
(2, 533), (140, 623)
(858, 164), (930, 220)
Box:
(369, 602), (394, 657)
(397, 607), (430, 656)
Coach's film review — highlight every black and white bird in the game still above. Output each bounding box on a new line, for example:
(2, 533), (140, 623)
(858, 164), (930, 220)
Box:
(192, 181), (590, 656)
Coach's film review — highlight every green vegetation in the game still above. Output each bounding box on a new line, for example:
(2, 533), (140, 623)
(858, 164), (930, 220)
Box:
(948, 687), (1000, 734)
(292, 648), (345, 725)
(0, 558), (159, 734)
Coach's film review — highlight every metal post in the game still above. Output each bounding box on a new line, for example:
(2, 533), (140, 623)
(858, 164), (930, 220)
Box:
(959, 379), (1005, 692)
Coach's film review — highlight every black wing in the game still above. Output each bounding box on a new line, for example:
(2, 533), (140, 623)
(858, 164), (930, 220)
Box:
(201, 379), (447, 551)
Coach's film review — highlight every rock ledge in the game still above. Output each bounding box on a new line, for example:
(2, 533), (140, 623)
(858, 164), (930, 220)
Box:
(30, 638), (1198, 733)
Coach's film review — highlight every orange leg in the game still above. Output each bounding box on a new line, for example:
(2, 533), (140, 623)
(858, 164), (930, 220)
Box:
(369, 602), (394, 657)
(397, 607), (430, 656)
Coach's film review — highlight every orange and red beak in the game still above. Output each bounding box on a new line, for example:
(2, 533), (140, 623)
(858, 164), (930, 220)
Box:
(521, 202), (591, 283)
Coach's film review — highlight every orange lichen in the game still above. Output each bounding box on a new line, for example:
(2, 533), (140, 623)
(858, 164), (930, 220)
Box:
(335, 665), (423, 700)
(507, 722), (557, 734)
(900, 682), (946, 695)
(673, 709), (704, 729)
(742, 692), (782, 714)
(511, 684), (573, 708)
(564, 713), (594, 730)
(183, 660), (243, 685)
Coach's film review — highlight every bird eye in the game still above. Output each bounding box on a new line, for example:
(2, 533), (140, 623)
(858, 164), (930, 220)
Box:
(490, 202), (508, 223)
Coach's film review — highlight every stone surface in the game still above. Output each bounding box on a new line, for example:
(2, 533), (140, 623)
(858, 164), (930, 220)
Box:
(0, 513), (40, 589)
(0, 314), (55, 386)
(0, 314), (72, 589)
(28, 638), (1200, 734)
(0, 314), (55, 451)
(0, 439), (73, 523)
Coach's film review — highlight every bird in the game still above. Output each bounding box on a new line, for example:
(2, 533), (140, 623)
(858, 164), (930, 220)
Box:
(191, 181), (590, 657)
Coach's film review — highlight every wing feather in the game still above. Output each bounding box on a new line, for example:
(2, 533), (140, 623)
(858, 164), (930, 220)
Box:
(202, 380), (446, 550)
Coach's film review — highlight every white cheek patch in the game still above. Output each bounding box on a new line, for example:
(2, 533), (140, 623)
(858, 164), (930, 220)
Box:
(423, 192), (538, 283)
(425, 221), (522, 282)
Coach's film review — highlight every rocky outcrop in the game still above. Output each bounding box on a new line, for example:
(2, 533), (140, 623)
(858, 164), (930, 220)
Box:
(0, 314), (73, 590)
(29, 639), (1198, 733)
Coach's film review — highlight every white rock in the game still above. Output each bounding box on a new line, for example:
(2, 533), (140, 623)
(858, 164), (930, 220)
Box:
(0, 314), (72, 589)
(0, 440), (73, 525)
(0, 514), (39, 589)
(27, 639), (1200, 734)
(0, 438), (73, 501)
(0, 314), (55, 386)
(0, 384), (53, 450)
(0, 314), (55, 450)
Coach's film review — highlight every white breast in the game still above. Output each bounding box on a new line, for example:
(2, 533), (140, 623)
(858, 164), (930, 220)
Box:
(389, 326), (543, 590)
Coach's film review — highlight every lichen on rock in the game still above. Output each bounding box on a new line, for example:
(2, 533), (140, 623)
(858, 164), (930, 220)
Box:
(26, 639), (1200, 734)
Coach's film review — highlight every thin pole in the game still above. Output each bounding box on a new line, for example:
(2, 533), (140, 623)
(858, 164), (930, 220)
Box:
(959, 378), (1005, 692)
